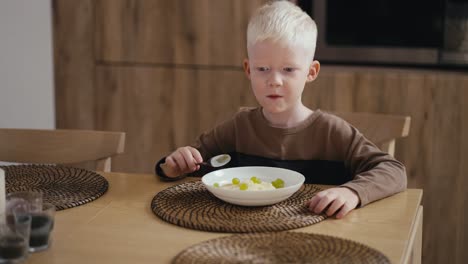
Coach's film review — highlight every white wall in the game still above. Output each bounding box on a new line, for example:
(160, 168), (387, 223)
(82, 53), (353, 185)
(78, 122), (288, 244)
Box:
(0, 0), (54, 129)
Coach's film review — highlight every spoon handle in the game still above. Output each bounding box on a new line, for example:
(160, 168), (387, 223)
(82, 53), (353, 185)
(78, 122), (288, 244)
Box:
(196, 162), (211, 167)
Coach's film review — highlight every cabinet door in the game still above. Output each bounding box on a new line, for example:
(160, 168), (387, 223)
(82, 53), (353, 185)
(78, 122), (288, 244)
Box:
(95, 0), (266, 66)
(95, 66), (256, 172)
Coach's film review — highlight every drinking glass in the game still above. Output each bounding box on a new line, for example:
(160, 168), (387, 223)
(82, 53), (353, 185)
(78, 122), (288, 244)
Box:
(6, 192), (42, 213)
(0, 212), (31, 264)
(6, 192), (55, 252)
(29, 203), (55, 252)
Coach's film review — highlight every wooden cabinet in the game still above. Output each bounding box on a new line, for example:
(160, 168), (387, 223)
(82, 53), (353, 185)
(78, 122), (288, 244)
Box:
(306, 67), (468, 264)
(95, 0), (264, 66)
(55, 0), (261, 172)
(94, 66), (254, 172)
(53, 1), (468, 264)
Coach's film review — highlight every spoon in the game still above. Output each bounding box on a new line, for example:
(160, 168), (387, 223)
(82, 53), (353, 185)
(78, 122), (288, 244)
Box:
(197, 154), (231, 168)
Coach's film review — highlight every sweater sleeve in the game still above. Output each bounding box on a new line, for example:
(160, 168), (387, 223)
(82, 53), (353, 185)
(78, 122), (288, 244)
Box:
(329, 116), (407, 207)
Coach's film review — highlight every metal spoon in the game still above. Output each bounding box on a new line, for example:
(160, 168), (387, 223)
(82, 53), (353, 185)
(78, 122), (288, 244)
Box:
(197, 154), (231, 168)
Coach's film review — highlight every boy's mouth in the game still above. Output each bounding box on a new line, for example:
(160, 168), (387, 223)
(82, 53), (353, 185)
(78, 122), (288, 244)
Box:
(267, 95), (283, 99)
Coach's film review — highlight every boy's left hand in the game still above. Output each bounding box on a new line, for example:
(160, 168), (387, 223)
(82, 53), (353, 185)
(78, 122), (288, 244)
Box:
(305, 187), (360, 219)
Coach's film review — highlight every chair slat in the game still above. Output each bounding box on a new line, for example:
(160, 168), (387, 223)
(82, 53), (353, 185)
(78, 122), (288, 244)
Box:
(0, 129), (125, 172)
(333, 112), (411, 156)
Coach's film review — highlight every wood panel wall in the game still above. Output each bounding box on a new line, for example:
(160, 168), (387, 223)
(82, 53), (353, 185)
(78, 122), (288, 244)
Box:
(95, 0), (262, 66)
(53, 1), (467, 263)
(53, 0), (95, 129)
(94, 66), (255, 172)
(304, 68), (468, 264)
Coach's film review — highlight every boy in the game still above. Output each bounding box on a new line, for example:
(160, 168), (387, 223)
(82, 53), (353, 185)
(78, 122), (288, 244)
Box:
(156, 1), (406, 219)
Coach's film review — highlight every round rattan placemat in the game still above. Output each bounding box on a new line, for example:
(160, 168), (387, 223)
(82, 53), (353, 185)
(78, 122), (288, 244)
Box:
(151, 181), (326, 233)
(172, 232), (390, 264)
(1, 165), (108, 211)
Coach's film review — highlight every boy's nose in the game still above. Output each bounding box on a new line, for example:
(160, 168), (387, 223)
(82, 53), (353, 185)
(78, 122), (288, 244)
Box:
(267, 72), (282, 87)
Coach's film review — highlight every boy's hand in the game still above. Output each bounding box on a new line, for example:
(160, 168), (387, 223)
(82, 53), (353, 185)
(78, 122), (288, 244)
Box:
(305, 187), (360, 219)
(160, 147), (203, 178)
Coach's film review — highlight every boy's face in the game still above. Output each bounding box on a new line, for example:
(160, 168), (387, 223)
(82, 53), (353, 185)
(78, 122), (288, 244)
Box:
(243, 40), (320, 115)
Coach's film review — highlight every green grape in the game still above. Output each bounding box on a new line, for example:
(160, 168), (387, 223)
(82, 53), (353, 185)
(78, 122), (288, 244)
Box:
(272, 178), (285, 189)
(271, 181), (278, 188)
(250, 176), (261, 184)
(239, 183), (248, 190)
(213, 183), (219, 188)
(232, 178), (240, 184)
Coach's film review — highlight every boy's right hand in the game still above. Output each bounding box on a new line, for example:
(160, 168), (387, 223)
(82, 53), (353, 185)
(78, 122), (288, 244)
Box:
(160, 146), (203, 178)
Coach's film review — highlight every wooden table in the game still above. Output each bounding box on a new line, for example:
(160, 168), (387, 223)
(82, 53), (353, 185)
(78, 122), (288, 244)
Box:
(25, 172), (423, 264)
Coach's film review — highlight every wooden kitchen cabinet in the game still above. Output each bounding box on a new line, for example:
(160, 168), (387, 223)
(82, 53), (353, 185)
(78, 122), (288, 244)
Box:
(95, 0), (265, 66)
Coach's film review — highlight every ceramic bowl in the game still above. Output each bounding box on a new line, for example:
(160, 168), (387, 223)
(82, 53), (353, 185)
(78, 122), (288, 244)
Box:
(201, 166), (305, 206)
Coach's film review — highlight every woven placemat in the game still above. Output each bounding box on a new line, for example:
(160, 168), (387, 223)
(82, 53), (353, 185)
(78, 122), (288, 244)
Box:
(173, 231), (390, 264)
(0, 165), (108, 211)
(151, 181), (326, 233)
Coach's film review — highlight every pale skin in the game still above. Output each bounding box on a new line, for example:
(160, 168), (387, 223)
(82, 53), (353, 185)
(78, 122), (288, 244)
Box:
(162, 39), (360, 218)
(160, 146), (202, 178)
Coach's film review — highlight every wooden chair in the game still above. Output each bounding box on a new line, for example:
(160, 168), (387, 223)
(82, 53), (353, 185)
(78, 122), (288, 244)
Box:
(333, 112), (411, 156)
(0, 129), (125, 172)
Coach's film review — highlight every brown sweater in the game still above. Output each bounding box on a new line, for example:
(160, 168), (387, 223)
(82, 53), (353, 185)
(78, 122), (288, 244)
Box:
(157, 107), (407, 206)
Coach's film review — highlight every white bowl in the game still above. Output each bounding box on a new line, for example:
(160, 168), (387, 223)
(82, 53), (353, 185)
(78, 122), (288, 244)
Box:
(201, 166), (305, 206)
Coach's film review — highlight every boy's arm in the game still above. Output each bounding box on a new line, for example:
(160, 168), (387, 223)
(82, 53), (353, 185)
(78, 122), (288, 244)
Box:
(339, 128), (407, 207)
(155, 115), (237, 180)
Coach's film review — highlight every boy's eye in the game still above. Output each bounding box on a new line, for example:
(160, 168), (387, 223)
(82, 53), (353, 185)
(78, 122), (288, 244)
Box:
(283, 67), (295, 72)
(256, 67), (269, 72)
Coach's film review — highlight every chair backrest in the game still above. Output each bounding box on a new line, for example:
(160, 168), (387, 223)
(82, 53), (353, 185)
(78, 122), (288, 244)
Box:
(0, 129), (125, 172)
(333, 112), (411, 156)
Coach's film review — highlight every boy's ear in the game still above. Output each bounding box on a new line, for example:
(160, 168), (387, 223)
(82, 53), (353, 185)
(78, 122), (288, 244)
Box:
(243, 58), (251, 79)
(306, 60), (320, 82)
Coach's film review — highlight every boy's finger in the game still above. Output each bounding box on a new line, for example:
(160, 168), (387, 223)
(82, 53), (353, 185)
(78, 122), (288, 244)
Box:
(326, 199), (344, 216)
(189, 147), (203, 164)
(314, 194), (336, 214)
(163, 158), (180, 176)
(307, 195), (320, 211)
(180, 148), (197, 171)
(336, 203), (353, 219)
(307, 190), (328, 211)
(179, 148), (193, 162)
(164, 157), (176, 170)
(173, 152), (189, 172)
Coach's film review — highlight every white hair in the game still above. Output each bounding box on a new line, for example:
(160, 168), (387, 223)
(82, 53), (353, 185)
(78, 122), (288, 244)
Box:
(247, 1), (318, 60)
